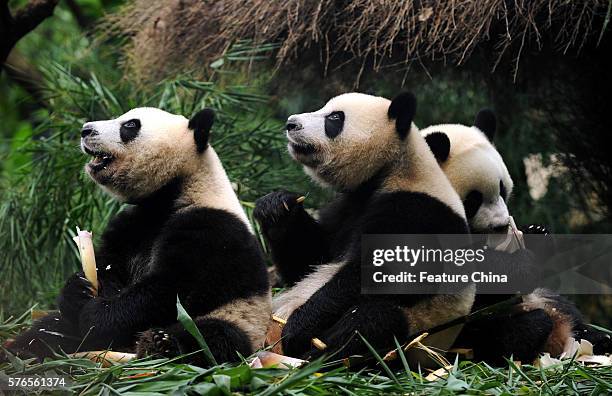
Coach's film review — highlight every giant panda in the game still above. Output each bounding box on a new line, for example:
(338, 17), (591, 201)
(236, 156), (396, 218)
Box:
(254, 92), (475, 360)
(420, 110), (611, 364)
(5, 107), (270, 365)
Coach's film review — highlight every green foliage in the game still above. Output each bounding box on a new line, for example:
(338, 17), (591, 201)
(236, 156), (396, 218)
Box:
(176, 296), (217, 366)
(1, 312), (612, 395)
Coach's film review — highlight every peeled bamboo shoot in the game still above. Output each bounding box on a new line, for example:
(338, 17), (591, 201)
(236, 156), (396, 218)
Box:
(72, 227), (98, 295)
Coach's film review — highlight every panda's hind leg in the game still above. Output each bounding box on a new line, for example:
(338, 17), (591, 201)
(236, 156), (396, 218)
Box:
(454, 308), (553, 365)
(304, 299), (409, 361)
(3, 312), (83, 361)
(136, 318), (253, 366)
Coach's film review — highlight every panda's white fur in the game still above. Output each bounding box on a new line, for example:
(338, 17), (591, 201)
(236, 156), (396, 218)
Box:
(420, 122), (512, 232)
(82, 107), (250, 230)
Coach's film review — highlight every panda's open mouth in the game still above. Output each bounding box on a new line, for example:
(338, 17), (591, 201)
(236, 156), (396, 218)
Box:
(84, 146), (116, 171)
(290, 142), (317, 156)
(286, 131), (318, 158)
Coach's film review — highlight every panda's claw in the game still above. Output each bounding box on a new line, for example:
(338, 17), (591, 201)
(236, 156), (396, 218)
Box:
(136, 328), (180, 359)
(520, 223), (550, 235)
(253, 190), (303, 230)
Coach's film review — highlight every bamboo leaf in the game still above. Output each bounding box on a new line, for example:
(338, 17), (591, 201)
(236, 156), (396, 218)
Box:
(176, 296), (217, 366)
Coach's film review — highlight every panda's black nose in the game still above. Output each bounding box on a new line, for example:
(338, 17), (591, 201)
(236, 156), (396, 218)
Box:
(286, 117), (302, 132)
(81, 128), (96, 138)
(286, 122), (300, 131)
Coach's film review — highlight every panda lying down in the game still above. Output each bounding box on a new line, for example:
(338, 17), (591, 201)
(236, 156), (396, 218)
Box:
(6, 108), (270, 365)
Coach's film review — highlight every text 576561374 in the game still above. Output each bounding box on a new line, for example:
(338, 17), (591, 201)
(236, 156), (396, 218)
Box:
(1, 375), (71, 390)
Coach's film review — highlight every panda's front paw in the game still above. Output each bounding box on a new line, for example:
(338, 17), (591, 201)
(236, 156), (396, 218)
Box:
(136, 328), (181, 360)
(254, 190), (305, 236)
(58, 272), (95, 324)
(281, 317), (316, 358)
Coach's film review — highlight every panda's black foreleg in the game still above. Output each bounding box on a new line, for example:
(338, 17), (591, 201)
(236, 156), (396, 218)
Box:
(254, 190), (330, 285)
(453, 308), (553, 365)
(280, 261), (363, 357)
(304, 299), (410, 361)
(136, 318), (252, 366)
(3, 268), (130, 362)
(77, 273), (179, 350)
(3, 312), (84, 362)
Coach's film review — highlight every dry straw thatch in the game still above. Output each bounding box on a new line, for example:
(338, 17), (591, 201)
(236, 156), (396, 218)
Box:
(105, 0), (610, 82)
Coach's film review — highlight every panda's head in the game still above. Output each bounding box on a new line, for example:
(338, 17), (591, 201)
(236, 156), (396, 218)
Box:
(80, 107), (214, 202)
(421, 109), (513, 233)
(285, 92), (417, 190)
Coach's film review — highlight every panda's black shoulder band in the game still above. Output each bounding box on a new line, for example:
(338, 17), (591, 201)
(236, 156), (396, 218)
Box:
(189, 108), (215, 153)
(388, 92), (417, 140)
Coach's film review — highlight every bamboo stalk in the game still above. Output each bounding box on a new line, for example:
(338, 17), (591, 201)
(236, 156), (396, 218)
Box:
(70, 350), (136, 367)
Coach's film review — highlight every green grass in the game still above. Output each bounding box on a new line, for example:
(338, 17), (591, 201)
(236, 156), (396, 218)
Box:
(1, 313), (612, 395)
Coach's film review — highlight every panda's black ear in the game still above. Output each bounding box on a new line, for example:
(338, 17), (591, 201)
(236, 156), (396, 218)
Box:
(424, 132), (450, 162)
(474, 108), (496, 142)
(388, 92), (417, 140)
(189, 108), (215, 153)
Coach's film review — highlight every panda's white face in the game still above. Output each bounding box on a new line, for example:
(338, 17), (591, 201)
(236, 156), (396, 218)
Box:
(421, 123), (513, 233)
(80, 107), (196, 201)
(285, 93), (399, 189)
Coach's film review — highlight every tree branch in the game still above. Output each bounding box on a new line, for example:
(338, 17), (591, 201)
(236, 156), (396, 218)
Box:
(13, 0), (59, 40)
(1, 0), (58, 65)
(1, 0), (14, 50)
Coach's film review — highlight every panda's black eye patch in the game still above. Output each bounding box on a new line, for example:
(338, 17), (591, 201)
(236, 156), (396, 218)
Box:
(499, 180), (507, 201)
(463, 190), (483, 219)
(325, 111), (344, 138)
(120, 119), (141, 143)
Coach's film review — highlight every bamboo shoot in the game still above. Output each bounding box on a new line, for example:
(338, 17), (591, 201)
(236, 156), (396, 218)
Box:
(72, 227), (98, 295)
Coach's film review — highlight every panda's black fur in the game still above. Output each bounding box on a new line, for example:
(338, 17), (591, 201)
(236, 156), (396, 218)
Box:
(255, 92), (473, 360)
(422, 110), (611, 364)
(6, 108), (270, 366)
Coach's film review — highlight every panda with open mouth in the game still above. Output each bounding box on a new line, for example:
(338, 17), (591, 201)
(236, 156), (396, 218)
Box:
(6, 107), (270, 365)
(255, 92), (475, 360)
(421, 110), (612, 364)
